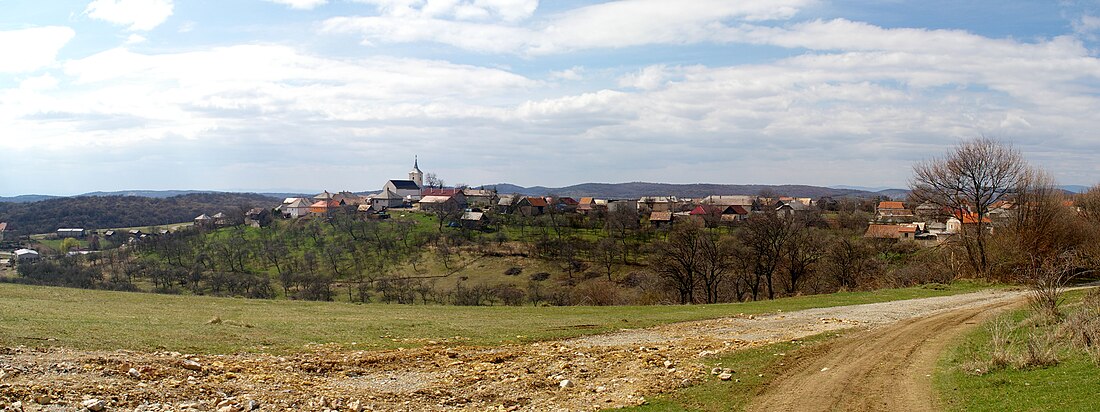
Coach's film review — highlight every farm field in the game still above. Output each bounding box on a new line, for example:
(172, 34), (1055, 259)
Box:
(0, 281), (993, 354)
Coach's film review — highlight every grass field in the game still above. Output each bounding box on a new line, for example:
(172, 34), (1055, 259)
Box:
(0, 281), (992, 355)
(935, 289), (1100, 411)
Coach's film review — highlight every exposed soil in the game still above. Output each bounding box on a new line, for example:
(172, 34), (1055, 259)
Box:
(0, 289), (1024, 411)
(746, 295), (1023, 412)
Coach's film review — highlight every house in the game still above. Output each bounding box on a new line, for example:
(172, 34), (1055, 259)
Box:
(383, 180), (421, 202)
(700, 195), (755, 207)
(332, 191), (367, 206)
(517, 196), (549, 216)
(244, 208), (271, 228)
(194, 214), (214, 228)
(875, 201), (915, 223)
(776, 200), (811, 219)
(310, 200), (340, 217)
(460, 211), (486, 229)
(724, 205), (750, 222)
(103, 230), (116, 239)
(370, 188), (405, 211)
(313, 191), (335, 202)
(56, 228), (85, 239)
(463, 188), (497, 206)
(282, 198), (312, 218)
(555, 197), (579, 212)
(649, 211), (673, 228)
(419, 193), (467, 212)
(946, 211), (993, 234)
(577, 197), (606, 214)
(638, 196), (678, 212)
(13, 248), (40, 263)
(422, 187), (462, 197)
(864, 224), (920, 241)
(211, 212), (230, 227)
(606, 200), (636, 213)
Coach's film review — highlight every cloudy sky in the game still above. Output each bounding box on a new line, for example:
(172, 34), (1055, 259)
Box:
(2, 0), (1100, 196)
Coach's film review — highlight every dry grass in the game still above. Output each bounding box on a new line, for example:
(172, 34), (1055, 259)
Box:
(1017, 329), (1059, 369)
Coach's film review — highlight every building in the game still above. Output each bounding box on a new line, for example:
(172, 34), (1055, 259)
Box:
(370, 188), (405, 210)
(419, 193), (467, 212)
(14, 248), (40, 263)
(460, 211), (486, 229)
(649, 211), (673, 228)
(517, 196), (549, 216)
(194, 214), (214, 228)
(775, 200), (811, 219)
(463, 188), (497, 206)
(309, 200), (340, 217)
(56, 228), (85, 239)
(281, 198), (312, 218)
(864, 224), (921, 241)
(383, 180), (421, 202)
(875, 201), (915, 223)
(408, 156), (424, 188)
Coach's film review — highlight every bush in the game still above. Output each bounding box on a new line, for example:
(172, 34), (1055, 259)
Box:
(504, 267), (523, 276)
(529, 272), (550, 282)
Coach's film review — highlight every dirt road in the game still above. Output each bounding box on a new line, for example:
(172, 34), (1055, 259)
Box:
(0, 289), (1024, 411)
(747, 296), (1023, 412)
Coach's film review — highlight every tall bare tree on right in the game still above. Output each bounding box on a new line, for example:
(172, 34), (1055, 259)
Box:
(909, 138), (1028, 277)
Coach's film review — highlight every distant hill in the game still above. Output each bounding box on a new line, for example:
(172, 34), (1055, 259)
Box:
(485, 182), (885, 199)
(0, 194), (61, 203)
(0, 193), (280, 235)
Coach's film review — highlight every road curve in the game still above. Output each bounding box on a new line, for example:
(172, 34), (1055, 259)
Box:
(746, 297), (1023, 412)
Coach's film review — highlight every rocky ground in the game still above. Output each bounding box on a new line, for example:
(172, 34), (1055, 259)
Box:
(0, 289), (1024, 412)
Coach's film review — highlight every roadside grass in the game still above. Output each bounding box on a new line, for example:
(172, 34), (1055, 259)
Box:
(0, 281), (992, 355)
(614, 332), (840, 412)
(935, 288), (1100, 411)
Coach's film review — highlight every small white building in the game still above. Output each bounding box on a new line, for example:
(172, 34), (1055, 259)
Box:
(283, 198), (312, 218)
(14, 249), (40, 263)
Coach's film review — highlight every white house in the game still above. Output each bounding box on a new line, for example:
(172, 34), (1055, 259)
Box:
(283, 198), (312, 218)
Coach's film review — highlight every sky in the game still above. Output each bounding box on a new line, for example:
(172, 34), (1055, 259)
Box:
(2, 0), (1100, 196)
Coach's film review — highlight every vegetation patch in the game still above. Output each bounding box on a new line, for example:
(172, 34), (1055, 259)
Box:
(0, 281), (987, 354)
(936, 288), (1100, 411)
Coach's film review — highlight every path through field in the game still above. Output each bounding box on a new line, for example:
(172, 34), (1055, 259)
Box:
(746, 295), (1022, 412)
(0, 289), (1024, 411)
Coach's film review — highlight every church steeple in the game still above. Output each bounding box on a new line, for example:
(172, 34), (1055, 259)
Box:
(409, 156), (424, 187)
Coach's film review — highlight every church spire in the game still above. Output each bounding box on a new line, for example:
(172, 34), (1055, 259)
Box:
(409, 155), (424, 187)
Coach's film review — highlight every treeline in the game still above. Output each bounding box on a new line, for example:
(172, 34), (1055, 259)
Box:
(0, 193), (278, 235)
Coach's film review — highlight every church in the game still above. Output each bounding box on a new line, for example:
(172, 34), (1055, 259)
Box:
(375, 158), (424, 209)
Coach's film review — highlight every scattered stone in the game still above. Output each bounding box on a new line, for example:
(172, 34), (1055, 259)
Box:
(82, 398), (106, 411)
(34, 394), (51, 405)
(662, 360), (673, 368)
(594, 386), (607, 393)
(346, 400), (361, 412)
(820, 367), (829, 372)
(719, 372), (733, 381)
(128, 367), (142, 378)
(559, 379), (574, 388)
(207, 316), (222, 324)
(182, 360), (202, 371)
(246, 399), (261, 411)
(10, 401), (22, 412)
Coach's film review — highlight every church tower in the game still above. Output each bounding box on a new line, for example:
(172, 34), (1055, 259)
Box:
(409, 156), (424, 188)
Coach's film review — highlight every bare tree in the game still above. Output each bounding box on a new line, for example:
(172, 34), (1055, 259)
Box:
(910, 138), (1028, 277)
(425, 172), (444, 189)
(651, 221), (704, 304)
(740, 213), (792, 300)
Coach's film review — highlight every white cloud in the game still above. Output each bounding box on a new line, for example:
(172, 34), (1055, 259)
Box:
(353, 0), (538, 22)
(265, 0), (328, 10)
(326, 0), (815, 55)
(0, 27), (75, 73)
(85, 0), (174, 31)
(548, 66), (584, 81)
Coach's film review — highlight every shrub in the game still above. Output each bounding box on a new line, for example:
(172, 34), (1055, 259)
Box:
(504, 267), (523, 276)
(1017, 329), (1059, 369)
(529, 272), (550, 282)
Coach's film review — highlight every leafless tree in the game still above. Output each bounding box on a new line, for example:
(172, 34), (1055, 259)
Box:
(910, 137), (1028, 277)
(651, 221), (704, 304)
(739, 213), (792, 300)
